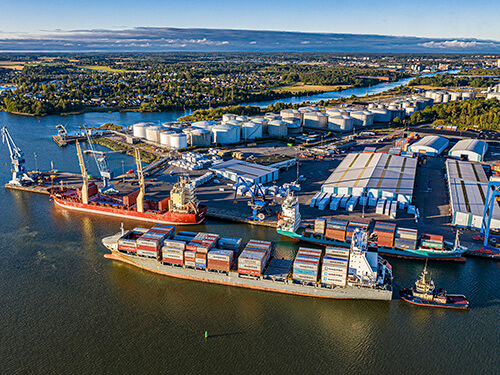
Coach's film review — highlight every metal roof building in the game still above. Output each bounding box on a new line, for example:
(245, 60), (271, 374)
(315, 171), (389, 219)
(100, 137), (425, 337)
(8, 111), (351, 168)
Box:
(322, 152), (417, 205)
(408, 135), (449, 156)
(210, 159), (279, 185)
(448, 139), (488, 162)
(446, 159), (500, 230)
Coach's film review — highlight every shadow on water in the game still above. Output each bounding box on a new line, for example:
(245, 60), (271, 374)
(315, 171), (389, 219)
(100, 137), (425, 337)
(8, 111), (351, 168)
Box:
(207, 331), (246, 339)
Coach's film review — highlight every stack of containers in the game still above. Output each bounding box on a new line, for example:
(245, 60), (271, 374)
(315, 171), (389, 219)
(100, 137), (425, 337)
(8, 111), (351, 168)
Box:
(186, 233), (220, 269)
(238, 240), (272, 276)
(174, 231), (197, 242)
(372, 222), (397, 248)
(293, 247), (322, 283)
(420, 234), (444, 250)
(218, 236), (243, 254)
(207, 250), (234, 272)
(346, 219), (370, 242)
(314, 217), (327, 236)
(149, 224), (175, 239)
(325, 218), (349, 241)
(117, 228), (147, 253)
(321, 246), (350, 287)
(162, 239), (186, 265)
(394, 228), (418, 250)
(136, 231), (166, 258)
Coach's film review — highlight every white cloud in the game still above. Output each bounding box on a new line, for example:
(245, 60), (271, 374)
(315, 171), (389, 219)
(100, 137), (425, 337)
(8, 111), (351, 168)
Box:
(419, 40), (496, 49)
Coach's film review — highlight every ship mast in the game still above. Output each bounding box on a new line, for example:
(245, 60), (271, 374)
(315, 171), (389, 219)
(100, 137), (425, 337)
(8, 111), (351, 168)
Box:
(75, 140), (89, 204)
(134, 148), (145, 213)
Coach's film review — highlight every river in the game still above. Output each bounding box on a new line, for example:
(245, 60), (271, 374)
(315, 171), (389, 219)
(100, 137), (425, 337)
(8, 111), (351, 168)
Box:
(1, 71), (499, 374)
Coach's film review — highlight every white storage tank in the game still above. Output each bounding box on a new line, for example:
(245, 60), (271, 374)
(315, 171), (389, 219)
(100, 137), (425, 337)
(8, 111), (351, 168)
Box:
(325, 108), (348, 116)
(236, 115), (248, 122)
(192, 120), (216, 130)
(268, 120), (288, 137)
(283, 118), (302, 134)
(251, 118), (269, 134)
(442, 93), (451, 103)
(368, 103), (377, 109)
(146, 126), (162, 143)
(160, 131), (175, 147)
(132, 122), (151, 139)
(264, 113), (281, 121)
(212, 124), (240, 144)
(328, 115), (354, 132)
(169, 133), (188, 149)
(223, 120), (243, 127)
(450, 92), (462, 101)
(303, 112), (327, 129)
(184, 128), (211, 146)
(222, 114), (236, 122)
(462, 92), (476, 100)
(369, 108), (391, 123)
(350, 111), (374, 127)
(241, 122), (263, 140)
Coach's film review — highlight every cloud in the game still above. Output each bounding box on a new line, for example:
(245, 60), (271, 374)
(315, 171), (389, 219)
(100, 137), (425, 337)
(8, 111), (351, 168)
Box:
(0, 27), (499, 52)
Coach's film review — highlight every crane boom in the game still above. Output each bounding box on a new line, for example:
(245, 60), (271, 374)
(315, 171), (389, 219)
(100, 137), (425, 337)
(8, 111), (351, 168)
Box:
(85, 131), (118, 194)
(134, 147), (145, 213)
(75, 140), (89, 204)
(1, 126), (34, 186)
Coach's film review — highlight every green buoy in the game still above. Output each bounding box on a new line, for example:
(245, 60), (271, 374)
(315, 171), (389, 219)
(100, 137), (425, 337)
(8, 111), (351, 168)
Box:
(204, 331), (208, 339)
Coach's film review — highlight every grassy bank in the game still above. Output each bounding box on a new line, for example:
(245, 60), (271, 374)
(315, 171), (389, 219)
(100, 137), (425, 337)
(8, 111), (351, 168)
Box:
(93, 137), (158, 164)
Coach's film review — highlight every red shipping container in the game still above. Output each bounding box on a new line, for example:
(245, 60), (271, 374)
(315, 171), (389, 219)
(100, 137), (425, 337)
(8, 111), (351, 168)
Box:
(208, 259), (232, 272)
(162, 257), (183, 266)
(238, 267), (261, 276)
(118, 244), (137, 252)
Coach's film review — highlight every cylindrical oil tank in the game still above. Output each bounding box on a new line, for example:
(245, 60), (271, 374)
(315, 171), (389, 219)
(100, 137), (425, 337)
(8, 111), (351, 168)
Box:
(184, 128), (212, 146)
(283, 118), (302, 134)
(298, 106), (319, 113)
(251, 118), (269, 134)
(462, 91), (475, 100)
(350, 111), (374, 127)
(267, 120), (288, 137)
(160, 131), (175, 147)
(169, 133), (188, 149)
(433, 92), (443, 103)
(425, 91), (434, 98)
(303, 112), (327, 129)
(235, 115), (248, 122)
(146, 126), (162, 143)
(212, 124), (240, 144)
(388, 104), (400, 111)
(450, 92), (462, 101)
(369, 108), (391, 123)
(192, 120), (216, 130)
(442, 93), (450, 103)
(223, 120), (243, 127)
(241, 122), (263, 140)
(132, 122), (151, 138)
(325, 108), (348, 116)
(368, 103), (377, 109)
(328, 115), (354, 132)
(264, 113), (281, 121)
(222, 114), (236, 122)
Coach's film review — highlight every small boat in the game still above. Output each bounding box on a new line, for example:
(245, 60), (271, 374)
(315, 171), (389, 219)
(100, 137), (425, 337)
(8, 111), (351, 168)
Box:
(399, 264), (469, 310)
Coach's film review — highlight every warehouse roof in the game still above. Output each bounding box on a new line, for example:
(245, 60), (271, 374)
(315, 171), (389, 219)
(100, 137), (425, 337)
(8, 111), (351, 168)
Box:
(210, 159), (278, 180)
(449, 139), (488, 155)
(446, 160), (500, 218)
(409, 135), (449, 153)
(322, 152), (417, 196)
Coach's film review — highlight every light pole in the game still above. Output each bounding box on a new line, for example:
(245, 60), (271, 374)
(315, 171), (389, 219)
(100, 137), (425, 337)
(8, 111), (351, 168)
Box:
(34, 152), (38, 172)
(121, 160), (125, 182)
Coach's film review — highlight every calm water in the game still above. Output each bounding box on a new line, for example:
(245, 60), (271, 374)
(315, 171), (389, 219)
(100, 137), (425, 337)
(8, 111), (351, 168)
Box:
(1, 75), (500, 374)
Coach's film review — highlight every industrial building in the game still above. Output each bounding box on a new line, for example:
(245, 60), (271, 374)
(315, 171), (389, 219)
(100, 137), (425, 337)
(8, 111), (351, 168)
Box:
(321, 152), (417, 206)
(408, 135), (449, 156)
(210, 160), (279, 185)
(448, 139), (488, 162)
(446, 159), (500, 230)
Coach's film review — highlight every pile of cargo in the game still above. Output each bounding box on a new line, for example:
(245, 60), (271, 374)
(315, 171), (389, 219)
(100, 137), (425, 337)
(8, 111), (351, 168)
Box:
(293, 247), (322, 283)
(325, 218), (349, 241)
(218, 236), (243, 253)
(186, 233), (220, 269)
(420, 233), (444, 250)
(346, 219), (369, 242)
(207, 249), (234, 272)
(372, 222), (397, 248)
(119, 224), (175, 258)
(238, 240), (272, 276)
(321, 246), (349, 287)
(264, 258), (293, 281)
(314, 217), (327, 235)
(394, 228), (418, 250)
(162, 239), (186, 265)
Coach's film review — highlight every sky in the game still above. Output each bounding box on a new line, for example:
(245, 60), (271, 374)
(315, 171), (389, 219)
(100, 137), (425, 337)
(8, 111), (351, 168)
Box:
(0, 0), (498, 41)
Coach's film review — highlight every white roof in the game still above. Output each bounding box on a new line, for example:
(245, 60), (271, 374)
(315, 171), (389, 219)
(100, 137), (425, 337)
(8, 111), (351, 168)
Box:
(322, 152), (417, 197)
(409, 135), (449, 153)
(210, 159), (278, 181)
(446, 160), (500, 218)
(449, 139), (488, 156)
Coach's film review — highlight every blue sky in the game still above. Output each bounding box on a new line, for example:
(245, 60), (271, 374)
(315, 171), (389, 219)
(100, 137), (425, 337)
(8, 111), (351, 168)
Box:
(0, 0), (498, 40)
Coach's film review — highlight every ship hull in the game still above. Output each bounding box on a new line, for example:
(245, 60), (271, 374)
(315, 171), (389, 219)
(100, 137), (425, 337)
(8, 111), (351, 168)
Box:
(277, 229), (466, 262)
(52, 195), (207, 225)
(102, 234), (392, 301)
(399, 289), (469, 309)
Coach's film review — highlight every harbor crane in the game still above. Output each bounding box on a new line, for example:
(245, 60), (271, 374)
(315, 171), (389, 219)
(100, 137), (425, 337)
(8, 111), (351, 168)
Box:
(75, 140), (89, 204)
(84, 131), (118, 194)
(134, 147), (145, 213)
(1, 126), (34, 186)
(233, 177), (271, 221)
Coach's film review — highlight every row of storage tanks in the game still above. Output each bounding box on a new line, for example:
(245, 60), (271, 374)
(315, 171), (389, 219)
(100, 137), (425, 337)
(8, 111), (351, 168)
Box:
(424, 90), (476, 104)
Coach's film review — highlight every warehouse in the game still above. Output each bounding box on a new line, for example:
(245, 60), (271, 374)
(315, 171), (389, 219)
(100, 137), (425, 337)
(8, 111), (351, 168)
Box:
(448, 139), (488, 162)
(408, 135), (449, 156)
(446, 159), (500, 230)
(210, 159), (279, 185)
(321, 152), (417, 206)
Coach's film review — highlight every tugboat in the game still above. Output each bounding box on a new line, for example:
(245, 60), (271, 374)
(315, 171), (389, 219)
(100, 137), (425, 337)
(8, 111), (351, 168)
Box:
(399, 264), (469, 310)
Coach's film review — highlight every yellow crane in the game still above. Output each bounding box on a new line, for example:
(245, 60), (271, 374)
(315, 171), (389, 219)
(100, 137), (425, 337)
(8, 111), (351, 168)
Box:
(75, 140), (89, 204)
(134, 148), (145, 213)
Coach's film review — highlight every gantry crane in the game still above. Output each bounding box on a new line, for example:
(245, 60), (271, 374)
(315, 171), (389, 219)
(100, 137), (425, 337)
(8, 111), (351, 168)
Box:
(75, 140), (89, 204)
(134, 147), (145, 213)
(233, 177), (271, 221)
(84, 131), (118, 194)
(1, 126), (34, 186)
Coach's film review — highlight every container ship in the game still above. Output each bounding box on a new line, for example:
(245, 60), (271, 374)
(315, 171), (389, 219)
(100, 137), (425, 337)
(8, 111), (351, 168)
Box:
(277, 194), (466, 261)
(51, 142), (206, 225)
(101, 224), (393, 301)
